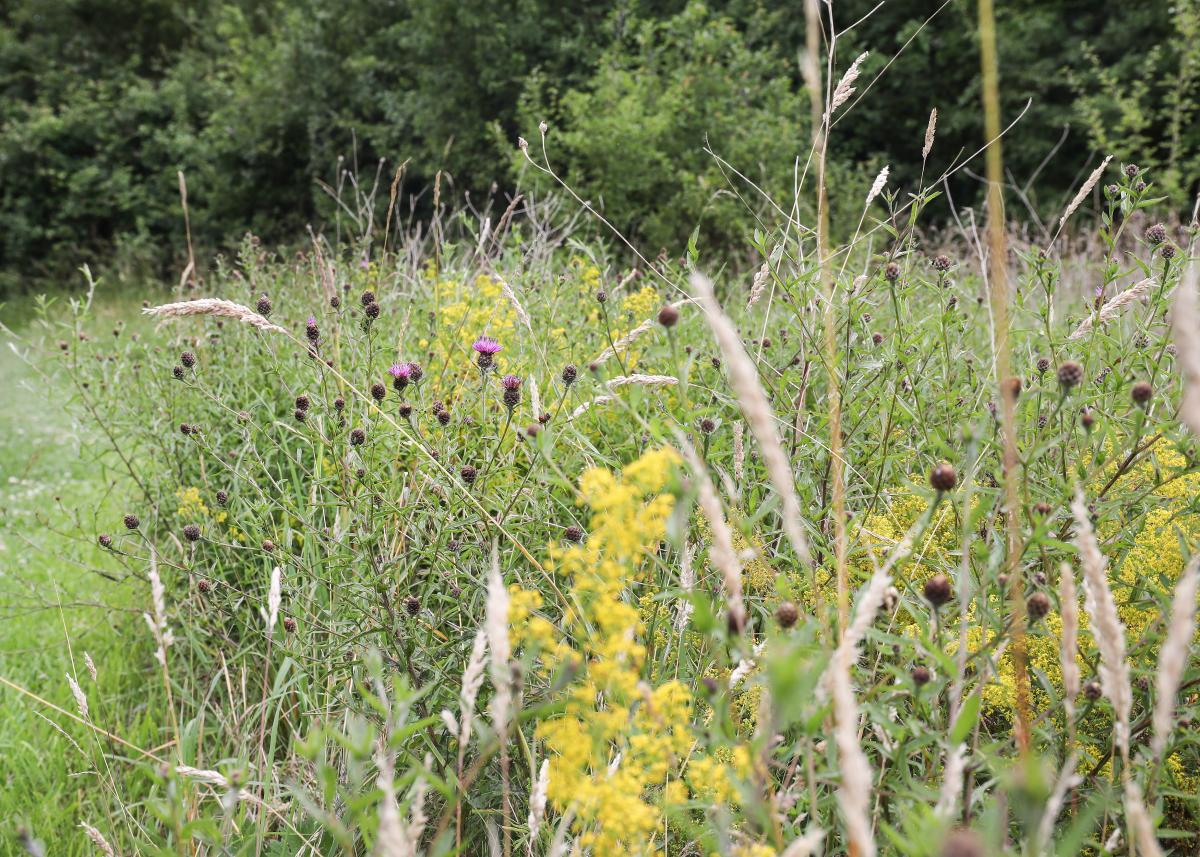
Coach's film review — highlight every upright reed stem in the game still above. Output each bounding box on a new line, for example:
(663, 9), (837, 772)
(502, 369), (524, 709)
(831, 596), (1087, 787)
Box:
(978, 0), (1033, 754)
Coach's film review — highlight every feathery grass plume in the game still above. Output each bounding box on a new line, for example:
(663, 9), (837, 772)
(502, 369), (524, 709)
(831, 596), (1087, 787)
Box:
(143, 298), (288, 334)
(830, 641), (876, 857)
(375, 751), (407, 857)
(144, 550), (173, 667)
(486, 545), (512, 740)
(780, 829), (826, 857)
(594, 300), (688, 364)
(568, 395), (614, 421)
(1123, 780), (1164, 857)
(826, 51), (868, 121)
(1067, 277), (1155, 340)
(747, 261), (771, 308)
(865, 165), (889, 207)
(1151, 554), (1199, 759)
(934, 744), (967, 821)
(674, 541), (696, 634)
(1035, 753), (1081, 852)
(174, 765), (269, 809)
(529, 376), (541, 421)
(1054, 155), (1114, 241)
(80, 823), (115, 857)
(1071, 491), (1132, 761)
(605, 373), (679, 389)
(1059, 562), (1081, 721)
(679, 437), (746, 623)
(263, 565), (282, 636)
(458, 630), (488, 750)
(527, 758), (550, 852)
(66, 674), (89, 720)
(83, 652), (97, 682)
(1172, 260), (1200, 435)
(732, 422), (745, 483)
(690, 272), (812, 566)
(497, 274), (532, 331)
(922, 108), (938, 160)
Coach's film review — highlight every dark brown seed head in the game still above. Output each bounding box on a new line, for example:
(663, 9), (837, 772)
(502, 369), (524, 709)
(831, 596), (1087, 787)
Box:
(262, 539), (276, 552)
(350, 428), (366, 445)
(123, 514), (140, 530)
(1081, 408), (1095, 430)
(173, 365), (185, 380)
(460, 465), (477, 485)
(1084, 680), (1103, 701)
(657, 304), (680, 328)
(562, 364), (578, 385)
(923, 574), (953, 608)
(98, 534), (113, 548)
(333, 396), (345, 412)
(436, 410), (451, 426)
(726, 606), (746, 635)
(256, 295), (272, 316)
(180, 351), (196, 368)
(1145, 223), (1167, 245)
(365, 301), (381, 320)
(929, 463), (957, 492)
(283, 616), (297, 633)
(911, 665), (932, 686)
(330, 294), (341, 308)
(699, 418), (716, 435)
(399, 402), (413, 419)
(1033, 501), (1052, 516)
(564, 525), (584, 543)
(884, 261), (900, 281)
(404, 595), (420, 616)
(932, 254), (952, 272)
(1036, 357), (1050, 375)
(1057, 361), (1083, 389)
(1131, 380), (1153, 405)
(197, 578), (211, 593)
(295, 395), (310, 412)
(775, 601), (799, 629)
(370, 383), (386, 402)
(360, 290), (376, 307)
(1027, 591), (1051, 621)
(183, 524), (201, 542)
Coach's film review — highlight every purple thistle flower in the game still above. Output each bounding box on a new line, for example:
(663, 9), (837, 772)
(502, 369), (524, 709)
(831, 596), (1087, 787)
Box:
(501, 374), (522, 410)
(501, 374), (521, 390)
(389, 362), (413, 389)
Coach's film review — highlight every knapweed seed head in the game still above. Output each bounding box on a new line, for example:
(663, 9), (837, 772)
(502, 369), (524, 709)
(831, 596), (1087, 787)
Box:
(1132, 380), (1153, 406)
(930, 463), (957, 492)
(1084, 680), (1103, 701)
(350, 427), (366, 445)
(98, 534), (113, 548)
(1056, 357), (1084, 388)
(699, 418), (716, 435)
(283, 616), (297, 633)
(262, 539), (276, 552)
(1036, 357), (1050, 375)
(360, 290), (376, 308)
(364, 301), (381, 320)
(403, 595), (420, 616)
(932, 254), (952, 272)
(180, 351), (196, 368)
(1027, 591), (1051, 621)
(775, 601), (799, 629)
(884, 261), (900, 281)
(501, 374), (522, 410)
(923, 574), (952, 607)
(911, 665), (932, 686)
(460, 465), (477, 485)
(398, 402), (413, 419)
(197, 578), (211, 594)
(172, 365), (185, 380)
(123, 514), (140, 530)
(389, 363), (412, 389)
(561, 364), (577, 385)
(657, 304), (679, 328)
(215, 490), (228, 506)
(370, 382), (386, 402)
(408, 362), (423, 383)
(1146, 223), (1167, 245)
(295, 395), (310, 412)
(563, 524), (584, 543)
(183, 524), (201, 542)
(256, 295), (272, 316)
(333, 396), (345, 412)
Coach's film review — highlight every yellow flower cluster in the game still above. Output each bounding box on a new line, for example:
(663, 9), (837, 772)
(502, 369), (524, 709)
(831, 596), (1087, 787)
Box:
(438, 273), (518, 359)
(512, 448), (693, 856)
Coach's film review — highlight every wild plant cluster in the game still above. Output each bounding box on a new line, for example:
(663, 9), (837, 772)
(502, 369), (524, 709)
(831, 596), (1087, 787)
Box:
(23, 133), (1199, 857)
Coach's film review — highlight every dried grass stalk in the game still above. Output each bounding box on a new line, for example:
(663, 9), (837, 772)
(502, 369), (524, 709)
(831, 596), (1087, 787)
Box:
(922, 108), (938, 160)
(486, 547), (512, 741)
(747, 262), (771, 308)
(605, 373), (678, 389)
(1067, 277), (1155, 340)
(1123, 780), (1164, 857)
(1035, 753), (1080, 851)
(934, 743), (967, 821)
(1071, 491), (1132, 760)
(497, 275), (532, 331)
(780, 829), (826, 857)
(266, 565), (282, 636)
(691, 272), (811, 565)
(1151, 554), (1199, 759)
(568, 395), (614, 421)
(458, 630), (489, 750)
(865, 165), (889, 207)
(1056, 155), (1114, 237)
(674, 542), (696, 634)
(83, 652), (97, 682)
(66, 674), (89, 720)
(1059, 562), (1081, 719)
(827, 52), (868, 120)
(679, 438), (746, 625)
(81, 823), (115, 857)
(732, 422), (745, 483)
(144, 550), (173, 667)
(143, 299), (288, 334)
(1172, 260), (1200, 435)
(527, 758), (550, 851)
(830, 644), (875, 857)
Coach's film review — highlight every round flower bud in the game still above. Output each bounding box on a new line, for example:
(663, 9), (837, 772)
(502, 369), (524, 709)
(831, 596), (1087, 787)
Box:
(256, 295), (273, 317)
(1131, 380), (1153, 406)
(1027, 591), (1051, 621)
(923, 574), (953, 608)
(929, 463), (957, 492)
(775, 601), (799, 629)
(123, 514), (140, 530)
(564, 525), (584, 543)
(657, 305), (680, 328)
(183, 524), (201, 542)
(911, 665), (932, 686)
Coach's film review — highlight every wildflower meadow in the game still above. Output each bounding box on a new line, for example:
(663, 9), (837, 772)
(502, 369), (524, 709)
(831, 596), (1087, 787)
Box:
(2, 2), (1200, 856)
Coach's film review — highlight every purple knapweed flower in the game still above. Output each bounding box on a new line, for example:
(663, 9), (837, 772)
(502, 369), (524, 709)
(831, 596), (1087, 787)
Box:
(473, 336), (502, 370)
(501, 374), (521, 410)
(389, 362), (413, 389)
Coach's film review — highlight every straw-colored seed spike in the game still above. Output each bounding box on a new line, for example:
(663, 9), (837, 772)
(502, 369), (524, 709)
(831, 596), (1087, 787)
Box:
(605, 373), (678, 389)
(83, 652), (97, 682)
(1172, 260), (1200, 436)
(1056, 155), (1114, 236)
(780, 829), (825, 857)
(1058, 562), (1080, 717)
(1124, 780), (1164, 857)
(678, 438), (746, 624)
(568, 395), (614, 421)
(674, 542), (696, 634)
(264, 566), (282, 636)
(934, 744), (967, 821)
(1071, 491), (1132, 760)
(143, 298), (288, 334)
(594, 299), (689, 364)
(865, 165), (889, 207)
(922, 108), (938, 160)
(527, 758), (550, 852)
(486, 545), (512, 741)
(80, 823), (115, 857)
(496, 275), (532, 331)
(66, 674), (89, 720)
(691, 272), (812, 566)
(732, 422), (745, 484)
(831, 645), (875, 857)
(826, 51), (868, 121)
(1067, 277), (1155, 340)
(747, 262), (771, 308)
(458, 630), (488, 749)
(1151, 554), (1199, 759)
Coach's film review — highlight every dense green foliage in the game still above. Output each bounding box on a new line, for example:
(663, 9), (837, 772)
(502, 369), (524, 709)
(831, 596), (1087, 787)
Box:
(2, 0), (1198, 285)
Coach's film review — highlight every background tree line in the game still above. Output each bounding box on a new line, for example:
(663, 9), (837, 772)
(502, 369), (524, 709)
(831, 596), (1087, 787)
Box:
(1, 0), (1196, 291)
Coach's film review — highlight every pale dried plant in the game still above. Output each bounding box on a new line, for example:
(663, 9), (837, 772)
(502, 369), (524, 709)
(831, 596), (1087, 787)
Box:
(265, 565), (282, 636)
(143, 298), (288, 334)
(458, 630), (489, 751)
(1051, 155), (1114, 246)
(486, 554), (512, 739)
(679, 437), (746, 626)
(865, 165), (889, 207)
(922, 108), (938, 160)
(144, 551), (173, 667)
(375, 752), (430, 857)
(732, 422), (745, 483)
(1067, 277), (1155, 340)
(934, 743), (967, 821)
(527, 758), (550, 853)
(605, 373), (679, 389)
(529, 376), (541, 421)
(1172, 260), (1200, 435)
(747, 262), (771, 308)
(1035, 753), (1081, 853)
(691, 272), (812, 567)
(568, 395), (614, 421)
(674, 542), (696, 634)
(1058, 562), (1081, 723)
(594, 300), (687, 364)
(780, 829), (826, 857)
(1071, 491), (1132, 762)
(1123, 780), (1165, 857)
(1151, 554), (1199, 759)
(66, 673), (89, 720)
(81, 823), (115, 857)
(83, 651), (97, 682)
(496, 274), (532, 331)
(826, 51), (868, 121)
(728, 641), (766, 689)
(830, 641), (875, 857)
